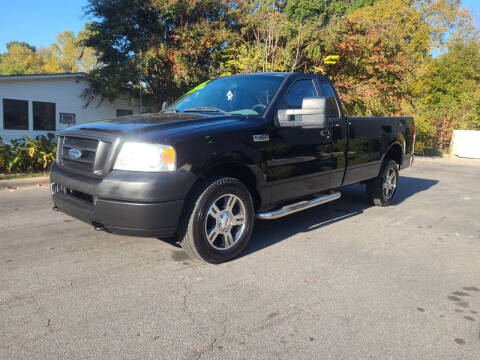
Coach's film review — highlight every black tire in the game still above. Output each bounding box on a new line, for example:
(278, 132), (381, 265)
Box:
(178, 177), (255, 264)
(366, 159), (399, 206)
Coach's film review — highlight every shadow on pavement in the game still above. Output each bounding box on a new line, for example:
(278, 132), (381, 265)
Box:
(242, 176), (438, 257)
(394, 176), (438, 204)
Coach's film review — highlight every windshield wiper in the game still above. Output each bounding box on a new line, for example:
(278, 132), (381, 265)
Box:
(160, 108), (179, 113)
(183, 107), (232, 115)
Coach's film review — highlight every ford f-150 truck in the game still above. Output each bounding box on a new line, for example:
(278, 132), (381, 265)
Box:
(51, 73), (414, 263)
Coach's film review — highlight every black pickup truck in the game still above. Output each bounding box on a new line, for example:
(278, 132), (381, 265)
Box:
(51, 73), (414, 263)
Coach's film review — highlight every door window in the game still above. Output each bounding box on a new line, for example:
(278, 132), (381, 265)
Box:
(318, 82), (340, 118)
(278, 79), (318, 123)
(285, 80), (317, 109)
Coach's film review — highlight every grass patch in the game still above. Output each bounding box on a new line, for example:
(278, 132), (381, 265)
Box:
(0, 171), (49, 181)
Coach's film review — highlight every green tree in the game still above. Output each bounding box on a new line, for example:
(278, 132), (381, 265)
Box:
(221, 1), (415, 115)
(285, 0), (376, 24)
(410, 38), (480, 149)
(306, 18), (415, 115)
(83, 0), (245, 105)
(48, 31), (80, 72)
(219, 0), (378, 76)
(0, 42), (45, 75)
(0, 32), (98, 76)
(45, 30), (99, 73)
(218, 1), (296, 75)
(79, 0), (478, 126)
(77, 29), (100, 73)
(349, 0), (473, 63)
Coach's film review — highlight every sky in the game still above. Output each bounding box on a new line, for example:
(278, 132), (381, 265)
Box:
(0, 0), (90, 53)
(0, 0), (479, 53)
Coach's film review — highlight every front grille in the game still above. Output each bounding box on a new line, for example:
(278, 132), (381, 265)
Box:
(64, 136), (98, 149)
(59, 136), (112, 176)
(62, 158), (94, 173)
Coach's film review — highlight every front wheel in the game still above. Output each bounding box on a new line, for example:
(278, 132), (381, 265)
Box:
(179, 177), (254, 263)
(366, 159), (399, 206)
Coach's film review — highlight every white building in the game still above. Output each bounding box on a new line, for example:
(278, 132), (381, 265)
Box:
(0, 73), (139, 143)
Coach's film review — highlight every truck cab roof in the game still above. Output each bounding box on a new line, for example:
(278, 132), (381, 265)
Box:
(226, 72), (329, 80)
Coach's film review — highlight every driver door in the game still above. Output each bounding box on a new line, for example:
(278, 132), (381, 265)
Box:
(265, 78), (334, 203)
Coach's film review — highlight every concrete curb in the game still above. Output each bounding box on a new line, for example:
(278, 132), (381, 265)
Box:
(0, 176), (50, 192)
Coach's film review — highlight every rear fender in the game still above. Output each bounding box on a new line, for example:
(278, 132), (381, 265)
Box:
(381, 141), (404, 168)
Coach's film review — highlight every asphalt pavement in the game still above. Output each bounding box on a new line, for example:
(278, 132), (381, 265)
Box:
(0, 157), (479, 359)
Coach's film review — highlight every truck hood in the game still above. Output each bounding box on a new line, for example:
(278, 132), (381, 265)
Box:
(62, 112), (245, 139)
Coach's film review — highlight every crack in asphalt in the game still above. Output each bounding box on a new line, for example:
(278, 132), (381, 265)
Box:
(181, 281), (196, 326)
(195, 322), (227, 360)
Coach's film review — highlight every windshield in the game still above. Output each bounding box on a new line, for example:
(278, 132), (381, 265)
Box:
(168, 75), (286, 116)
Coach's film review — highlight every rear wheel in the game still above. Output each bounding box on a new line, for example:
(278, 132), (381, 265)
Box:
(366, 159), (399, 206)
(179, 177), (254, 263)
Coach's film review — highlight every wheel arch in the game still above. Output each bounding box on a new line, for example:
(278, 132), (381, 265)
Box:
(188, 154), (266, 211)
(382, 142), (403, 168)
(200, 161), (263, 210)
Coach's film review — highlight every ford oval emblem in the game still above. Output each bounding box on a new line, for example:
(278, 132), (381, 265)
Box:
(68, 148), (82, 159)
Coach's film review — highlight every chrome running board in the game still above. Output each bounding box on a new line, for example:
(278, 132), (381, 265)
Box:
(256, 192), (341, 220)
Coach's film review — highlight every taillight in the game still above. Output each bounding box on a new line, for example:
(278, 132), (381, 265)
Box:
(412, 125), (416, 145)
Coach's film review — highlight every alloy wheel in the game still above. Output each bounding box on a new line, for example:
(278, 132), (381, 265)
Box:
(204, 194), (246, 250)
(383, 167), (397, 200)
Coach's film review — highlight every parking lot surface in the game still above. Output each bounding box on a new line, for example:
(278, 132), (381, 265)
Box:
(1, 157), (479, 359)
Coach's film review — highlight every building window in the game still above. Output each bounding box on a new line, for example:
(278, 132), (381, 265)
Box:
(116, 109), (133, 117)
(33, 101), (56, 131)
(3, 98), (28, 130)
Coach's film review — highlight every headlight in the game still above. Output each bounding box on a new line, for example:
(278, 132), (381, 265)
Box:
(113, 142), (176, 172)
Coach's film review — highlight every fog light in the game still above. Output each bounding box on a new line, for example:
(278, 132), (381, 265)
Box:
(51, 183), (65, 195)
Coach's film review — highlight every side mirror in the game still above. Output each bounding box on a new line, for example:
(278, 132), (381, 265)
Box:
(277, 97), (328, 128)
(161, 101), (170, 111)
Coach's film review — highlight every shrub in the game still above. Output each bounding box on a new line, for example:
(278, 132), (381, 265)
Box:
(423, 147), (444, 157)
(0, 134), (57, 174)
(414, 140), (424, 155)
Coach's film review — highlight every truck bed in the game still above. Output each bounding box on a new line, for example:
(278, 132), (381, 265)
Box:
(341, 116), (414, 186)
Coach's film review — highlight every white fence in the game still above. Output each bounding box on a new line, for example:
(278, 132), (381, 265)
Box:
(451, 130), (480, 159)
